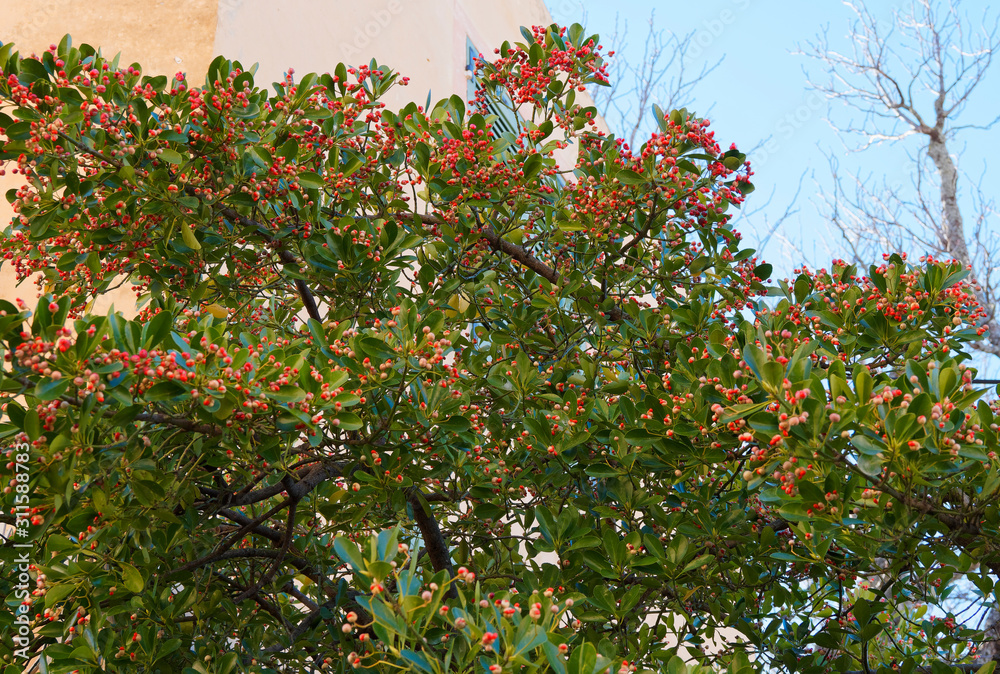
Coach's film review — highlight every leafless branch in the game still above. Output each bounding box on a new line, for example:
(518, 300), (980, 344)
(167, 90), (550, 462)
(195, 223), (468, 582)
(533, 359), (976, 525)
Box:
(800, 0), (1000, 359)
(586, 9), (723, 149)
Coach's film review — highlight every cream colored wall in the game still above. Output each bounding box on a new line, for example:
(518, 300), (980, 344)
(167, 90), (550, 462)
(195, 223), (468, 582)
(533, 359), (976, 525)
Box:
(214, 0), (595, 166)
(216, 0), (455, 112)
(0, 0), (217, 314)
(214, 0), (555, 111)
(1, 0), (599, 312)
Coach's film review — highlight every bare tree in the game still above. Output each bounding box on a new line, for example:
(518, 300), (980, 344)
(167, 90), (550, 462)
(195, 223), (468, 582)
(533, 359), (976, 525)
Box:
(583, 9), (797, 267)
(802, 1), (1000, 661)
(586, 9), (723, 150)
(800, 0), (1000, 358)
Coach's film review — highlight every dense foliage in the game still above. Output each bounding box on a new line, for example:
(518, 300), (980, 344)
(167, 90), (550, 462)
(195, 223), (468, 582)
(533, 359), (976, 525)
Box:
(0, 26), (999, 674)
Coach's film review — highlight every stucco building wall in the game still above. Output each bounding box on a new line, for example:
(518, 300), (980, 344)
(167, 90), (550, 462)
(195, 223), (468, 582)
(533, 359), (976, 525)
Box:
(214, 0), (556, 112)
(1, 0), (595, 309)
(0, 0), (217, 313)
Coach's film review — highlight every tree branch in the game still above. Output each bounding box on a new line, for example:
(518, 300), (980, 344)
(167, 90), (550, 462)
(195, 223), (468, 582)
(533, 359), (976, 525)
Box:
(406, 487), (456, 597)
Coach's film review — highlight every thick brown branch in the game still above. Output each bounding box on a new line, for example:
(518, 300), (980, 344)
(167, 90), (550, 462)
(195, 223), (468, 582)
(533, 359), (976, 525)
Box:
(214, 508), (285, 544)
(417, 212), (624, 321)
(479, 223), (560, 284)
(406, 487), (456, 598)
(417, 212), (558, 283)
(167, 500), (292, 577)
(295, 278), (323, 322)
(183, 548), (315, 573)
(130, 411), (222, 436)
(203, 461), (346, 508)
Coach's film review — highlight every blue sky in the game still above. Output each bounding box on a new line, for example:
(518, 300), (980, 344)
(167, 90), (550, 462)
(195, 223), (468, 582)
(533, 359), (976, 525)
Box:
(547, 0), (1000, 278)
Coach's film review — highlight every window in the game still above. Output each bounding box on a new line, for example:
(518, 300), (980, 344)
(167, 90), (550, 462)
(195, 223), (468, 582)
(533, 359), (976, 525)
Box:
(465, 38), (520, 139)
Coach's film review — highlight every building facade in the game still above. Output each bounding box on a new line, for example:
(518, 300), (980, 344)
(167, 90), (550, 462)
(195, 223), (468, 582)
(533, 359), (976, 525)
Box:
(0, 0), (577, 309)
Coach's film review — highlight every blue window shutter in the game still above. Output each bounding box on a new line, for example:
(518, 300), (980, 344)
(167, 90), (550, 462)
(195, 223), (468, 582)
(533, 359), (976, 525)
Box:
(466, 38), (520, 139)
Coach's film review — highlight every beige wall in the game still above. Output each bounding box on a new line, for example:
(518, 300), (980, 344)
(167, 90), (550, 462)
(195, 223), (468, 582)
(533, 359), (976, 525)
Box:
(0, 0), (595, 310)
(0, 0), (217, 313)
(0, 0), (217, 80)
(214, 0), (555, 111)
(213, 0), (594, 178)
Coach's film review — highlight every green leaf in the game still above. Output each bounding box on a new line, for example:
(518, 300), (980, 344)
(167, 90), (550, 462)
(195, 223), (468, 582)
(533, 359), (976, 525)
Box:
(297, 171), (324, 189)
(859, 622), (884, 642)
(666, 656), (687, 674)
(438, 416), (471, 433)
(334, 412), (363, 431)
(144, 381), (186, 401)
(616, 169), (645, 185)
(682, 553), (714, 574)
(513, 625), (548, 657)
(44, 583), (75, 607)
(535, 506), (556, 544)
(523, 153), (543, 180)
(729, 651), (753, 674)
(34, 378), (70, 401)
(624, 429), (659, 446)
(568, 536), (602, 550)
(742, 344), (766, 381)
(717, 401), (770, 424)
(568, 641), (597, 674)
(448, 94), (466, 121)
(856, 452), (884, 476)
(584, 464), (619, 478)
(121, 562), (144, 593)
(247, 146), (272, 168)
(400, 650), (433, 673)
(333, 536), (365, 573)
(266, 385), (306, 403)
(853, 598), (872, 625)
(543, 641), (568, 674)
(958, 445), (989, 461)
(753, 263), (772, 281)
(158, 148), (183, 164)
(589, 584), (617, 613)
(854, 365), (873, 404)
(143, 309), (174, 348)
(131, 479), (166, 506)
(851, 434), (884, 456)
(24, 410), (41, 441)
(18, 58), (50, 83)
(376, 528), (399, 562)
(217, 652), (239, 674)
(277, 138), (298, 161)
(761, 361), (784, 390)
(331, 393), (361, 408)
